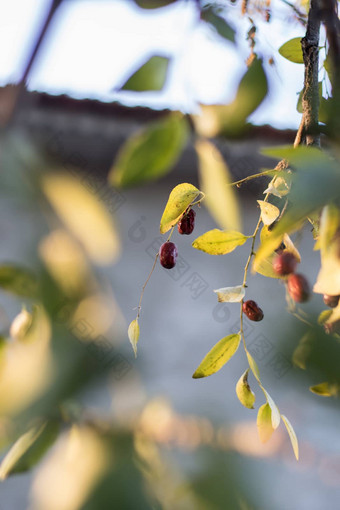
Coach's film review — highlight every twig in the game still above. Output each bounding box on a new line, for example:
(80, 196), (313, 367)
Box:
(5, 0), (63, 127)
(280, 0), (307, 26)
(230, 169), (275, 188)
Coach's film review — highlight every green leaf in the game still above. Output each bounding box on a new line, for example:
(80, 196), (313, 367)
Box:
(0, 420), (60, 479)
(236, 369), (255, 409)
(120, 56), (169, 92)
(192, 229), (249, 255)
(196, 139), (241, 231)
(201, 6), (235, 43)
(292, 331), (314, 370)
(246, 350), (261, 383)
(0, 265), (37, 297)
(255, 146), (340, 269)
(42, 173), (120, 265)
(128, 319), (140, 358)
(257, 403), (274, 443)
(257, 200), (280, 226)
(231, 58), (268, 123)
(263, 389), (280, 429)
(317, 309), (333, 325)
(194, 58), (267, 137)
(213, 285), (245, 303)
(192, 333), (241, 379)
(160, 183), (200, 234)
(109, 114), (189, 188)
(278, 37), (304, 64)
(309, 382), (338, 397)
(281, 414), (299, 460)
(134, 0), (177, 8)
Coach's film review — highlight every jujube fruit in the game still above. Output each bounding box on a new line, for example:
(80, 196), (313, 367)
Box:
(287, 273), (310, 303)
(242, 300), (264, 322)
(159, 241), (178, 269)
(178, 209), (196, 235)
(323, 294), (340, 308)
(273, 252), (298, 276)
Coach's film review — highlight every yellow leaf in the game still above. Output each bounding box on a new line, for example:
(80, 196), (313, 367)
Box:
(128, 319), (140, 358)
(192, 333), (241, 379)
(257, 200), (280, 226)
(192, 229), (249, 255)
(313, 205), (340, 296)
(213, 285), (245, 303)
(0, 420), (60, 479)
(281, 414), (299, 461)
(236, 369), (255, 409)
(257, 403), (274, 443)
(263, 389), (280, 429)
(196, 139), (241, 231)
(42, 174), (120, 265)
(246, 350), (261, 383)
(283, 233), (301, 262)
(310, 382), (338, 397)
(160, 183), (200, 234)
(263, 172), (292, 197)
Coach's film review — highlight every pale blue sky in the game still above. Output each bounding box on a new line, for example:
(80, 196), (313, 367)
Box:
(0, 0), (313, 128)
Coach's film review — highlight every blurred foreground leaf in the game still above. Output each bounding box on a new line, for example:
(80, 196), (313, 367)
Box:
(313, 204), (340, 296)
(110, 114), (189, 188)
(0, 265), (37, 297)
(254, 146), (340, 268)
(309, 381), (338, 397)
(42, 173), (120, 266)
(196, 139), (241, 231)
(200, 5), (235, 43)
(134, 0), (177, 8)
(119, 55), (169, 92)
(0, 419), (60, 479)
(194, 58), (268, 137)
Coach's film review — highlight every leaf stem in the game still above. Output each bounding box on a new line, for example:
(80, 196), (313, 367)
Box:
(137, 253), (159, 319)
(230, 169), (275, 188)
(239, 193), (270, 359)
(190, 191), (206, 207)
(137, 226), (175, 319)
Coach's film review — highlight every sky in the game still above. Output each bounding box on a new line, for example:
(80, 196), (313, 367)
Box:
(0, 0), (313, 128)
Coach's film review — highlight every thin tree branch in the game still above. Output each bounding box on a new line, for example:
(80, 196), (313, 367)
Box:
(4, 0), (63, 128)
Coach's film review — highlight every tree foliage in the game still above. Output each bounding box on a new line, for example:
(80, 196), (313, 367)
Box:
(0, 0), (340, 508)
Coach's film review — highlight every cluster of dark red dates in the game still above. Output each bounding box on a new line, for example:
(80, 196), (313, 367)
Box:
(159, 209), (196, 269)
(274, 251), (310, 303)
(243, 248), (311, 323)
